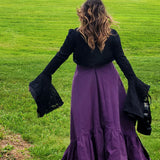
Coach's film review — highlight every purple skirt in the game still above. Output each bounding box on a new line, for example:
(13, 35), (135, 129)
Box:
(62, 63), (150, 160)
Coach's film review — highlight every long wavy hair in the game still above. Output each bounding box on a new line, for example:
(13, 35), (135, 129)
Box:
(77, 0), (113, 52)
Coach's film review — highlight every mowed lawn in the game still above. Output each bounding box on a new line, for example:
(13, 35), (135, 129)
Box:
(0, 0), (160, 159)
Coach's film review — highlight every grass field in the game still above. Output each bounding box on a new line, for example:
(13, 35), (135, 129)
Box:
(0, 0), (160, 159)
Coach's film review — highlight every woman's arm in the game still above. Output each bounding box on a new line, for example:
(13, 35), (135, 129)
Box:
(111, 29), (150, 99)
(42, 29), (75, 76)
(111, 29), (136, 81)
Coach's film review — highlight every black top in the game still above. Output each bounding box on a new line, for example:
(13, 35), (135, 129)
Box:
(42, 28), (136, 80)
(29, 28), (150, 120)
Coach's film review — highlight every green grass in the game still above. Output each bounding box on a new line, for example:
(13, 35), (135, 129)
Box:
(0, 0), (160, 159)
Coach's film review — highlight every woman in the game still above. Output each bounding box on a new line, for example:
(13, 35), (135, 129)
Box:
(29, 0), (151, 159)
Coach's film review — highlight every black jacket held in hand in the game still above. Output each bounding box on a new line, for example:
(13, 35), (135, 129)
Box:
(29, 28), (150, 122)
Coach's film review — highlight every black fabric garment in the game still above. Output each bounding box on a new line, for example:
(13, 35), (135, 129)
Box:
(29, 73), (63, 117)
(29, 28), (150, 120)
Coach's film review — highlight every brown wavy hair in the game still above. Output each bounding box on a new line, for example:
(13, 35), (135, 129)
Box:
(77, 0), (113, 52)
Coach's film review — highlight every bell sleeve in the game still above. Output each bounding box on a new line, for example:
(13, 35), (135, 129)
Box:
(111, 29), (150, 120)
(29, 29), (75, 117)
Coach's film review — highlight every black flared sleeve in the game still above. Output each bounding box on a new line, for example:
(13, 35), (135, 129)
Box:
(29, 29), (75, 117)
(111, 29), (150, 120)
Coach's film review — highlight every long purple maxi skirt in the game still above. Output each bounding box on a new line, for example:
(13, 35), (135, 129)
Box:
(62, 62), (150, 160)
